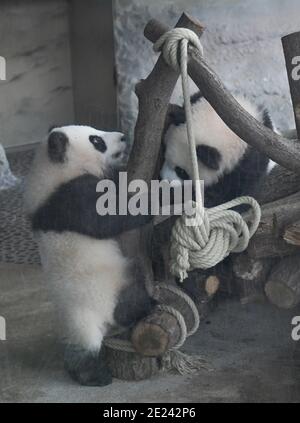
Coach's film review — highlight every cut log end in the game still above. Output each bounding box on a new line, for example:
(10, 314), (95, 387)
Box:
(205, 275), (220, 296)
(131, 322), (169, 356)
(131, 309), (181, 357)
(264, 255), (300, 309)
(265, 280), (300, 309)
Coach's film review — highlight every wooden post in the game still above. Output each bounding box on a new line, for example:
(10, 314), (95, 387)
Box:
(282, 32), (300, 138)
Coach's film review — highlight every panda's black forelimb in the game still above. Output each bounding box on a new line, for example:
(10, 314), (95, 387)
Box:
(31, 171), (154, 240)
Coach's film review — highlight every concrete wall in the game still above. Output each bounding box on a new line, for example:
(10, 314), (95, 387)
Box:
(69, 0), (117, 130)
(0, 0), (74, 149)
(114, 0), (300, 139)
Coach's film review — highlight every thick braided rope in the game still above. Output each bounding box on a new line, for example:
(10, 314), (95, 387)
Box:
(154, 28), (261, 282)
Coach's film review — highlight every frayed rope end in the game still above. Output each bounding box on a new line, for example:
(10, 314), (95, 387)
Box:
(160, 349), (213, 375)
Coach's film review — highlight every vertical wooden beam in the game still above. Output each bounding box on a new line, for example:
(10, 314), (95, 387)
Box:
(69, 0), (117, 130)
(282, 32), (300, 138)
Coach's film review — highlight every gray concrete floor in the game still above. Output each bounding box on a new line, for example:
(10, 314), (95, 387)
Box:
(0, 263), (300, 403)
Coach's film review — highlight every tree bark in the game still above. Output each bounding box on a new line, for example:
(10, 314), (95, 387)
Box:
(265, 255), (300, 309)
(106, 349), (159, 381)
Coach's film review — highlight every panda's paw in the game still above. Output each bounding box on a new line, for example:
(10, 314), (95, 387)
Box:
(64, 345), (112, 387)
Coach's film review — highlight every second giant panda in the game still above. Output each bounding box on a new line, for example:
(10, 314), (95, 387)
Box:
(24, 125), (154, 386)
(161, 92), (276, 207)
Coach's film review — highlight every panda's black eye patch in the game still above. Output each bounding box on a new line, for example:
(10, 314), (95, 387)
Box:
(196, 145), (221, 170)
(175, 166), (190, 181)
(89, 135), (107, 153)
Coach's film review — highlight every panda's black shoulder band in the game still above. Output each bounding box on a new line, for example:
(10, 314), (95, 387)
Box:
(31, 173), (153, 239)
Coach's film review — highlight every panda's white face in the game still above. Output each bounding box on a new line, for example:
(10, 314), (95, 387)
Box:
(25, 125), (128, 215)
(49, 125), (127, 177)
(161, 98), (257, 187)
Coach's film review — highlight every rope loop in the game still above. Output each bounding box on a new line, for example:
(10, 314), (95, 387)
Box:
(154, 28), (261, 282)
(154, 28), (203, 70)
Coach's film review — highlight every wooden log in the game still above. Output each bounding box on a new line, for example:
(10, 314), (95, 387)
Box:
(265, 255), (300, 309)
(284, 221), (300, 246)
(131, 309), (181, 357)
(131, 283), (196, 357)
(106, 349), (159, 381)
(232, 253), (274, 304)
(256, 165), (300, 205)
(144, 20), (300, 173)
(181, 270), (220, 316)
(131, 275), (220, 357)
(282, 32), (300, 138)
(245, 191), (300, 259)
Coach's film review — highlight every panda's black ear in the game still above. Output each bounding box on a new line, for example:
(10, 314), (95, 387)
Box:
(166, 104), (186, 127)
(196, 145), (221, 170)
(190, 91), (203, 104)
(48, 131), (69, 163)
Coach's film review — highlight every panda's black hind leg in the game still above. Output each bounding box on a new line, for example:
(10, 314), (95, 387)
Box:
(64, 345), (112, 386)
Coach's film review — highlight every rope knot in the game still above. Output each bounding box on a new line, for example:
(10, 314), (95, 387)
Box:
(154, 28), (203, 70)
(170, 197), (261, 282)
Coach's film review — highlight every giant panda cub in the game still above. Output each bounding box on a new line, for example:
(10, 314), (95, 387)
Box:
(161, 92), (275, 207)
(25, 125), (154, 386)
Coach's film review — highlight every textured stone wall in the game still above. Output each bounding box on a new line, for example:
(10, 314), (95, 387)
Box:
(0, 0), (73, 148)
(114, 0), (300, 139)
